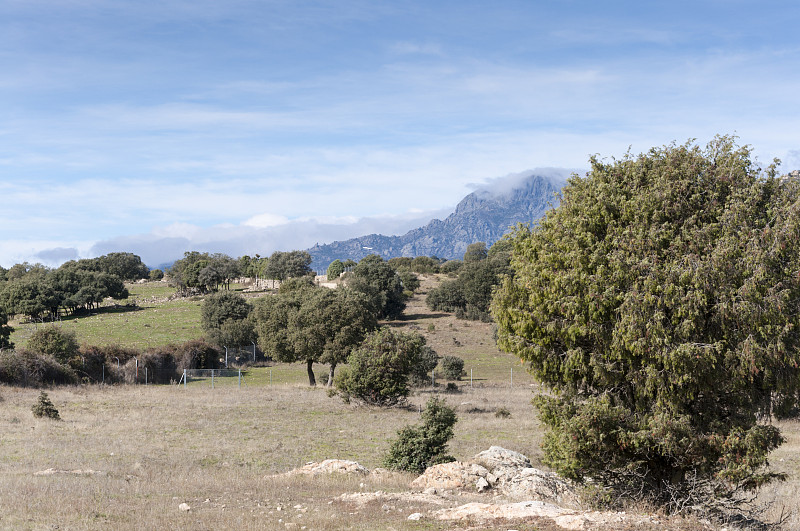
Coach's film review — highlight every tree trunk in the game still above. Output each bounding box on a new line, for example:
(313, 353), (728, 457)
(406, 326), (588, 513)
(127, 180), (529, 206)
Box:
(306, 359), (316, 386)
(327, 363), (336, 387)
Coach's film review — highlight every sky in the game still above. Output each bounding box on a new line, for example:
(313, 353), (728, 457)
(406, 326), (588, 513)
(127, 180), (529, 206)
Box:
(1, 1), (799, 268)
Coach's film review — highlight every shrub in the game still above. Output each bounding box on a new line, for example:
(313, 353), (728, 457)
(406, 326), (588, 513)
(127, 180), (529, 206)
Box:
(383, 397), (457, 473)
(409, 345), (438, 386)
(495, 406), (511, 418)
(439, 260), (463, 275)
(0, 349), (76, 386)
(334, 328), (427, 406)
(77, 344), (140, 383)
(32, 391), (60, 420)
(27, 326), (79, 365)
(440, 355), (464, 380)
(149, 269), (164, 281)
(397, 270), (420, 293)
(173, 339), (221, 370)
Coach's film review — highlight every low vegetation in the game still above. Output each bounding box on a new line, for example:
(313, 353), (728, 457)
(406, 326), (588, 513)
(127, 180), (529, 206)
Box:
(334, 327), (429, 406)
(383, 396), (458, 473)
(31, 390), (60, 419)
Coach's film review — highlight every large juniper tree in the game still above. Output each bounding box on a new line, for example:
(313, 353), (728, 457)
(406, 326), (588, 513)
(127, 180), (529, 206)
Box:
(492, 137), (800, 507)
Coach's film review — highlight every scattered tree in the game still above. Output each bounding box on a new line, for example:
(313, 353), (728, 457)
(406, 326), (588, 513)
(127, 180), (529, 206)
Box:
(346, 254), (406, 319)
(327, 259), (345, 280)
(264, 250), (312, 281)
(253, 285), (376, 385)
(492, 137), (800, 509)
(201, 291), (254, 348)
(427, 241), (510, 321)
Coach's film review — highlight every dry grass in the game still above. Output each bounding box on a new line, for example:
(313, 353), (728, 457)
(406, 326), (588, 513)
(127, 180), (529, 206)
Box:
(0, 383), (544, 530)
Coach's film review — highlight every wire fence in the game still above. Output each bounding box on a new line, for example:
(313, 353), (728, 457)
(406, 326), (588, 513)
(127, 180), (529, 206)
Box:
(159, 365), (528, 391)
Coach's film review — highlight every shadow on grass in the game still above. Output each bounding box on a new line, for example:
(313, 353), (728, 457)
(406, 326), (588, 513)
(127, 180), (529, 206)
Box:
(60, 304), (144, 321)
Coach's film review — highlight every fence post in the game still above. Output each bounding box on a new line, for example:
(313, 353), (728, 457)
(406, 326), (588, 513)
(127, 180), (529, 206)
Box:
(238, 369), (242, 388)
(431, 370), (435, 389)
(145, 367), (148, 385)
(183, 369), (187, 389)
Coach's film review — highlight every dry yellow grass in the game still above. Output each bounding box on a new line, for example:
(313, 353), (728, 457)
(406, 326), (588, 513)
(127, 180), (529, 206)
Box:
(0, 383), (545, 530)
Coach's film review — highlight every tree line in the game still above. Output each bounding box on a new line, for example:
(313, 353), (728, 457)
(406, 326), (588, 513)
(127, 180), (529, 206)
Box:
(0, 253), (147, 322)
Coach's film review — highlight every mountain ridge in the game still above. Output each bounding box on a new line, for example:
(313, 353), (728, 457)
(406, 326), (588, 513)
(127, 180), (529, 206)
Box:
(307, 172), (563, 270)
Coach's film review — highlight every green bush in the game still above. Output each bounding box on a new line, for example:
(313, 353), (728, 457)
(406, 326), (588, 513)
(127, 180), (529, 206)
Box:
(383, 397), (457, 473)
(334, 328), (427, 406)
(439, 260), (463, 275)
(27, 326), (79, 365)
(32, 391), (60, 420)
(440, 355), (464, 380)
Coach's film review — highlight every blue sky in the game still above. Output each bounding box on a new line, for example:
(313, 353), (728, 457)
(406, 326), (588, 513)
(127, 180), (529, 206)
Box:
(1, 1), (799, 268)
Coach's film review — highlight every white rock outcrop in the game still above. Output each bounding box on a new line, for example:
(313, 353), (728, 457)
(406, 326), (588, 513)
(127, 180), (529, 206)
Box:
(411, 446), (578, 507)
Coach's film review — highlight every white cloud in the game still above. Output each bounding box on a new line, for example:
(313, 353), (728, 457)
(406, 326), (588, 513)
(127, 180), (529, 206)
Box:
(243, 213), (290, 228)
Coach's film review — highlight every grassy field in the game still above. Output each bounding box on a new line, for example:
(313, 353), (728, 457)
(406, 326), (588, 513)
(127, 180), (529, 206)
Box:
(0, 383), (544, 530)
(8, 282), (255, 350)
(2, 276), (799, 529)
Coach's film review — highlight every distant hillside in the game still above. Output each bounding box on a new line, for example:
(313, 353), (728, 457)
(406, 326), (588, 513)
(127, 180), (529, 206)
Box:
(307, 172), (563, 270)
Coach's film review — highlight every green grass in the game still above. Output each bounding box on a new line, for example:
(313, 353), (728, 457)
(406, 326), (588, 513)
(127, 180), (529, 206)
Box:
(8, 282), (260, 350)
(10, 283), (199, 349)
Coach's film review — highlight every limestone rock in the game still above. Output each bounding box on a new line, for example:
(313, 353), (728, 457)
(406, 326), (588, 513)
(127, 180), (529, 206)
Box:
(410, 461), (491, 492)
(473, 446), (531, 470)
(502, 467), (579, 506)
(277, 459), (369, 477)
(434, 501), (659, 530)
(34, 468), (104, 477)
(178, 503), (191, 512)
(434, 500), (570, 521)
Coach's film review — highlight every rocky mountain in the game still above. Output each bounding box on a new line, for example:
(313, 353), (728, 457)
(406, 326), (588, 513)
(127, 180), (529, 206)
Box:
(307, 172), (564, 271)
